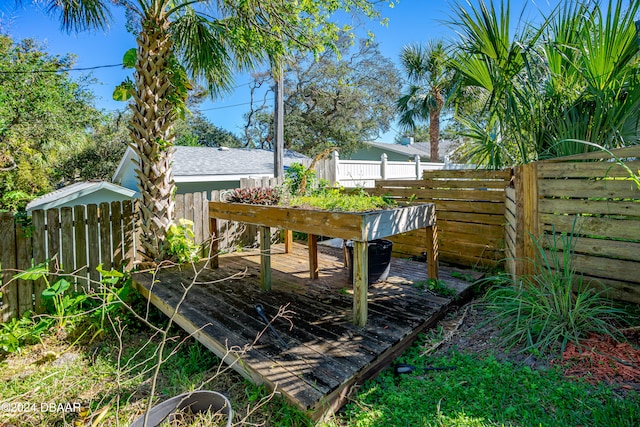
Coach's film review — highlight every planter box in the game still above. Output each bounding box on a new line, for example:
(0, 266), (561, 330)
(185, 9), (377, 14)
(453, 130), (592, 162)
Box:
(208, 202), (438, 326)
(208, 202), (436, 242)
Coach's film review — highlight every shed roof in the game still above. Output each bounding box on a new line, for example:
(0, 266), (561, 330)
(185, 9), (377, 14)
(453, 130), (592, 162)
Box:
(26, 181), (137, 211)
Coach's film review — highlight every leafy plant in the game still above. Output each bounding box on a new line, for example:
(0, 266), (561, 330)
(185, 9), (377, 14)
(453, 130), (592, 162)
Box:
(15, 263), (86, 329)
(285, 162), (317, 196)
(414, 278), (457, 298)
(0, 312), (50, 354)
(484, 230), (625, 355)
(164, 218), (201, 263)
(226, 187), (281, 205)
(288, 187), (396, 212)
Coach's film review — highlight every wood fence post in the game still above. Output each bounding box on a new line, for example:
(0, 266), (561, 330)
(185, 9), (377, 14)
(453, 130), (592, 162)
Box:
(16, 219), (33, 316)
(330, 150), (340, 186)
(99, 202), (112, 271)
(31, 210), (47, 312)
(74, 205), (89, 290)
(381, 153), (387, 180)
(516, 163), (539, 277)
(0, 212), (18, 322)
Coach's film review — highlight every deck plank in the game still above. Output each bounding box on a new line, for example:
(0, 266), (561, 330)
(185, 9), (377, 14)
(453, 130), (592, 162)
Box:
(133, 242), (479, 419)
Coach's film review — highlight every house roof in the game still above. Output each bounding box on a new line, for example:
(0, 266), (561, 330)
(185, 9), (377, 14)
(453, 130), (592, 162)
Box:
(26, 181), (137, 211)
(363, 140), (460, 160)
(364, 141), (431, 159)
(112, 146), (309, 184)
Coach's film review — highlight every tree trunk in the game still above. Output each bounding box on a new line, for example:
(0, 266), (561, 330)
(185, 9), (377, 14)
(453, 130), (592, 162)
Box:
(429, 91), (444, 162)
(429, 109), (440, 162)
(129, 16), (176, 262)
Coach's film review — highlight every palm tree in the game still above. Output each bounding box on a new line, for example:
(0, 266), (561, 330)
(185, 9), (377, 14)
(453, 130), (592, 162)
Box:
(396, 40), (453, 162)
(41, 0), (383, 262)
(449, 0), (640, 168)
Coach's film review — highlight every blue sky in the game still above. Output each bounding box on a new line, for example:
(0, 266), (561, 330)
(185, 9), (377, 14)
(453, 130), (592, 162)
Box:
(1, 0), (548, 143)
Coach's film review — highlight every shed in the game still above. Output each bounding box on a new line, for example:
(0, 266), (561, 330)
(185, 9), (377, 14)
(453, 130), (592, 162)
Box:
(26, 181), (137, 212)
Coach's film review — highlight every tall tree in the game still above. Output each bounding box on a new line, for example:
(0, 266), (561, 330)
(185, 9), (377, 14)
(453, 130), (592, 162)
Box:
(0, 35), (101, 211)
(174, 112), (243, 147)
(245, 38), (401, 157)
(55, 112), (130, 184)
(396, 40), (454, 161)
(40, 0), (389, 261)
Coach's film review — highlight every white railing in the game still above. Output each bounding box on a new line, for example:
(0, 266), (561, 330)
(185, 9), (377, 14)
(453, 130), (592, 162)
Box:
(314, 151), (474, 188)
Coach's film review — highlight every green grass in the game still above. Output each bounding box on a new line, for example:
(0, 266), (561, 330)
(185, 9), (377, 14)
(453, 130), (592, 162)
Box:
(321, 335), (640, 427)
(0, 309), (310, 426)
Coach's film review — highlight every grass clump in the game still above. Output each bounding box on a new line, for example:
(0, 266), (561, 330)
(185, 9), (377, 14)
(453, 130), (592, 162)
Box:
(484, 231), (625, 355)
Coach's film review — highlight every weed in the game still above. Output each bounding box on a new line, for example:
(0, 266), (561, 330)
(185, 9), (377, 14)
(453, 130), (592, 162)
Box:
(414, 278), (457, 298)
(451, 271), (475, 282)
(0, 312), (50, 354)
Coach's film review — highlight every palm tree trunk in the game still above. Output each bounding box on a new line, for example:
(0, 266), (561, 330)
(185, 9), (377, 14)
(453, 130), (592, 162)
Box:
(429, 108), (440, 162)
(129, 16), (177, 262)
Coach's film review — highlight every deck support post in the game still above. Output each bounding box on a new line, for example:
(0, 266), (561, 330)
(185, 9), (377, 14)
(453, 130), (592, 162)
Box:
(352, 240), (368, 327)
(308, 234), (319, 279)
(260, 226), (272, 290)
(210, 217), (219, 268)
(426, 224), (439, 280)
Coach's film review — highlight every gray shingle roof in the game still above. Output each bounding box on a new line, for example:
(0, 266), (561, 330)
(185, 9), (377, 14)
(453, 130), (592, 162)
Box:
(171, 146), (308, 176)
(26, 181), (136, 211)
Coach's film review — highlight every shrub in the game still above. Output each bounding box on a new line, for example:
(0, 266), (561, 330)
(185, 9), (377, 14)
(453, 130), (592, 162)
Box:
(164, 218), (201, 263)
(484, 231), (625, 355)
(226, 187), (281, 205)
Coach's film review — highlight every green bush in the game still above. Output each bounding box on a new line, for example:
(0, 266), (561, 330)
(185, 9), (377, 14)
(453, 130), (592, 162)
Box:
(484, 231), (625, 355)
(164, 218), (201, 263)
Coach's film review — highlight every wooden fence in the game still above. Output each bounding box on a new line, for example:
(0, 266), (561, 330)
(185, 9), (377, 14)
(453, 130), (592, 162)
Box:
(507, 146), (640, 303)
(0, 192), (210, 322)
(371, 169), (511, 269)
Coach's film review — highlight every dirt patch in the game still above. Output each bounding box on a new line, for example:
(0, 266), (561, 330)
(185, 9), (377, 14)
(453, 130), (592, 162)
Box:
(425, 300), (640, 393)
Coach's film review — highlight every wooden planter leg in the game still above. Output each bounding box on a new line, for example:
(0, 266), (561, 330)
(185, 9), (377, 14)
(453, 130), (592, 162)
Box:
(284, 230), (293, 253)
(308, 234), (319, 279)
(352, 240), (368, 327)
(210, 217), (219, 268)
(260, 226), (272, 290)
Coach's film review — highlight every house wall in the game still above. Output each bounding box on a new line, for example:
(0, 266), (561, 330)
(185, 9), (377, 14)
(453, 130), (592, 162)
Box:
(176, 180), (244, 196)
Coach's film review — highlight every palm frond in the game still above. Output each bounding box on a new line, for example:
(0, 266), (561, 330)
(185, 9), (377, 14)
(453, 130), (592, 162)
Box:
(45, 0), (113, 32)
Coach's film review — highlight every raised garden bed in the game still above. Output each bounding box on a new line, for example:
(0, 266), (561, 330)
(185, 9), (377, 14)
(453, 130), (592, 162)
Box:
(209, 202), (438, 326)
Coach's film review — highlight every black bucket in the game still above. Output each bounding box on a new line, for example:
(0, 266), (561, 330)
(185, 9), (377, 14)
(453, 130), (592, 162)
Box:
(345, 239), (393, 284)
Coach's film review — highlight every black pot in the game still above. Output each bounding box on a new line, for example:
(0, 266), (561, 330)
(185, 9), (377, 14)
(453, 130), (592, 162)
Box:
(345, 239), (393, 284)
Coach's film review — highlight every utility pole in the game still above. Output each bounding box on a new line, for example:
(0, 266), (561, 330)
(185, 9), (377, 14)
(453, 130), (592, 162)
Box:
(273, 67), (284, 180)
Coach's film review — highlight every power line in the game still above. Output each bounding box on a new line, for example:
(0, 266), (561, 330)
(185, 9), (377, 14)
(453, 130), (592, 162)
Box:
(0, 63), (124, 74)
(200, 98), (273, 111)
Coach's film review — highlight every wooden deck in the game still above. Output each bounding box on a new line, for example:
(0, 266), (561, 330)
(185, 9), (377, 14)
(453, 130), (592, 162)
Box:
(133, 242), (479, 420)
